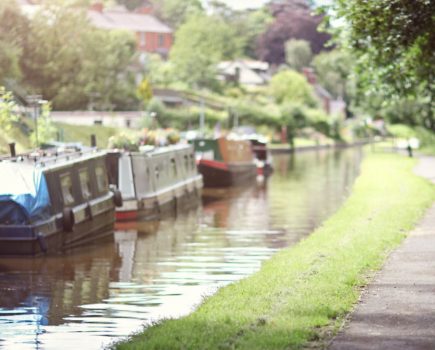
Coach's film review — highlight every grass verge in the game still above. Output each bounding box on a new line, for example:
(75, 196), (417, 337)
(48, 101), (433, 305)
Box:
(114, 152), (435, 350)
(55, 122), (133, 148)
(2, 122), (134, 154)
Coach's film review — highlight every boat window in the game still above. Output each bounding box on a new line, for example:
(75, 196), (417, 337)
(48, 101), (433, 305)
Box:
(95, 166), (108, 192)
(184, 155), (188, 171)
(60, 174), (75, 205)
(171, 158), (177, 177)
(79, 168), (92, 200)
(155, 166), (160, 181)
(190, 154), (195, 170)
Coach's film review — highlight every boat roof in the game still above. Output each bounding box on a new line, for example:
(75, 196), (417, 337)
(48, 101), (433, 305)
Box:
(0, 149), (108, 172)
(110, 144), (193, 157)
(148, 144), (192, 156)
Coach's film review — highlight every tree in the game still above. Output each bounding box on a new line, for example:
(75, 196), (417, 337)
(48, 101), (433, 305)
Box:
(136, 78), (153, 107)
(0, 87), (19, 132)
(31, 102), (56, 146)
(269, 69), (317, 106)
(21, 1), (137, 110)
(170, 15), (243, 88)
(116, 0), (144, 11)
(77, 29), (137, 111)
(333, 0), (435, 129)
(0, 1), (29, 83)
(145, 54), (176, 87)
(285, 39), (312, 72)
(152, 0), (203, 29)
(212, 5), (273, 59)
(312, 49), (353, 99)
(257, 0), (330, 65)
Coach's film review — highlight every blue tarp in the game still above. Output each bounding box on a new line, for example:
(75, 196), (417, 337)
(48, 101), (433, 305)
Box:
(0, 163), (51, 224)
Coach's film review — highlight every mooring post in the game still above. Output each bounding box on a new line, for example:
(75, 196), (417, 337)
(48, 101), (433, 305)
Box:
(9, 142), (16, 157)
(91, 134), (97, 148)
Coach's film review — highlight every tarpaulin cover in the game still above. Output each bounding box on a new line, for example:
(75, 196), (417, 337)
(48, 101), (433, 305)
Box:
(0, 162), (51, 224)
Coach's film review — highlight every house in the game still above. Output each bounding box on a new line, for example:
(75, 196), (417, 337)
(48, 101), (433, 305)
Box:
(302, 67), (346, 117)
(17, 1), (173, 57)
(88, 3), (173, 57)
(217, 60), (270, 87)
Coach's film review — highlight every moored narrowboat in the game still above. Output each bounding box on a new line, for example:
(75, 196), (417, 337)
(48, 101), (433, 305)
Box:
(0, 150), (121, 256)
(191, 137), (257, 187)
(106, 144), (203, 221)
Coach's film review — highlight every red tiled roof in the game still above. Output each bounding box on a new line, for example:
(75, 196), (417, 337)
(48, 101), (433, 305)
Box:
(88, 9), (172, 34)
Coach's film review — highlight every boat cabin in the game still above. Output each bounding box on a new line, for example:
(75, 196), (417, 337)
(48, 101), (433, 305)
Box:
(106, 144), (203, 221)
(0, 150), (119, 255)
(191, 137), (257, 187)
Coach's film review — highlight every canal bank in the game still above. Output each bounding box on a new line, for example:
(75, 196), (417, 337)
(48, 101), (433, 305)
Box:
(0, 149), (361, 349)
(113, 152), (435, 350)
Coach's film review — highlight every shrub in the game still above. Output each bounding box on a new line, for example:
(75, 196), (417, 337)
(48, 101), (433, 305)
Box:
(108, 133), (139, 151)
(269, 69), (317, 107)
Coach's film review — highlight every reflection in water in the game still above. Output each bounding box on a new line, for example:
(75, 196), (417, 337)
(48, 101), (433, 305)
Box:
(0, 149), (362, 349)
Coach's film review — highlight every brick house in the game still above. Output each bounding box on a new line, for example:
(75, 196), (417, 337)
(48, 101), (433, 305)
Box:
(88, 3), (173, 57)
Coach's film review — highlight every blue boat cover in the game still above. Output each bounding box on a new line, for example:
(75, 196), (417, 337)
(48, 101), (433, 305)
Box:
(0, 163), (51, 224)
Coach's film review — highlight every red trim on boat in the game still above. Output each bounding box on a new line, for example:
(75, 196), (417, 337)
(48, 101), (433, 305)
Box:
(116, 210), (138, 221)
(198, 159), (229, 171)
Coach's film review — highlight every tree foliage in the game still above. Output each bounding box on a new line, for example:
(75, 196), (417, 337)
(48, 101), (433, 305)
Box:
(14, 1), (137, 110)
(333, 0), (435, 129)
(313, 48), (355, 102)
(136, 78), (153, 107)
(144, 54), (176, 87)
(170, 15), (243, 88)
(285, 39), (313, 72)
(257, 0), (330, 65)
(269, 69), (317, 106)
(0, 87), (19, 132)
(31, 102), (56, 146)
(0, 1), (29, 83)
(208, 2), (273, 59)
(151, 0), (203, 29)
(116, 0), (144, 11)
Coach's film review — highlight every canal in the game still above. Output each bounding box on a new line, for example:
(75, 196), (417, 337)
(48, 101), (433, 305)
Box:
(0, 148), (363, 349)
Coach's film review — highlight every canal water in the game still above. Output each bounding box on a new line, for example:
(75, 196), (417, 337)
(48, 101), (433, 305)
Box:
(0, 148), (363, 349)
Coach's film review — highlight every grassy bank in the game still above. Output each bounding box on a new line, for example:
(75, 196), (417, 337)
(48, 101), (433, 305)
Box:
(55, 122), (134, 148)
(114, 152), (435, 350)
(1, 122), (133, 154)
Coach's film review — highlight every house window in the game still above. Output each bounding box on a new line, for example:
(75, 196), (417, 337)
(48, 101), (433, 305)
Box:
(140, 32), (146, 47)
(158, 34), (164, 47)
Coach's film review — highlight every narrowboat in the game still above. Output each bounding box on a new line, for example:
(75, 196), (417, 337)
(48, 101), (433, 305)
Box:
(106, 144), (203, 221)
(191, 137), (257, 188)
(0, 150), (122, 256)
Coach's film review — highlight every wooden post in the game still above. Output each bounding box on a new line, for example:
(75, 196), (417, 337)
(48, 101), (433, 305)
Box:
(91, 134), (97, 148)
(9, 142), (16, 157)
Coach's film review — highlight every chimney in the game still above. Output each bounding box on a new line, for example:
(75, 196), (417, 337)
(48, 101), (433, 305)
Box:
(90, 2), (104, 12)
(136, 6), (153, 14)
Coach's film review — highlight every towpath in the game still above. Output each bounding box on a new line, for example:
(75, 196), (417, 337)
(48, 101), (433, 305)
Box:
(330, 156), (435, 350)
